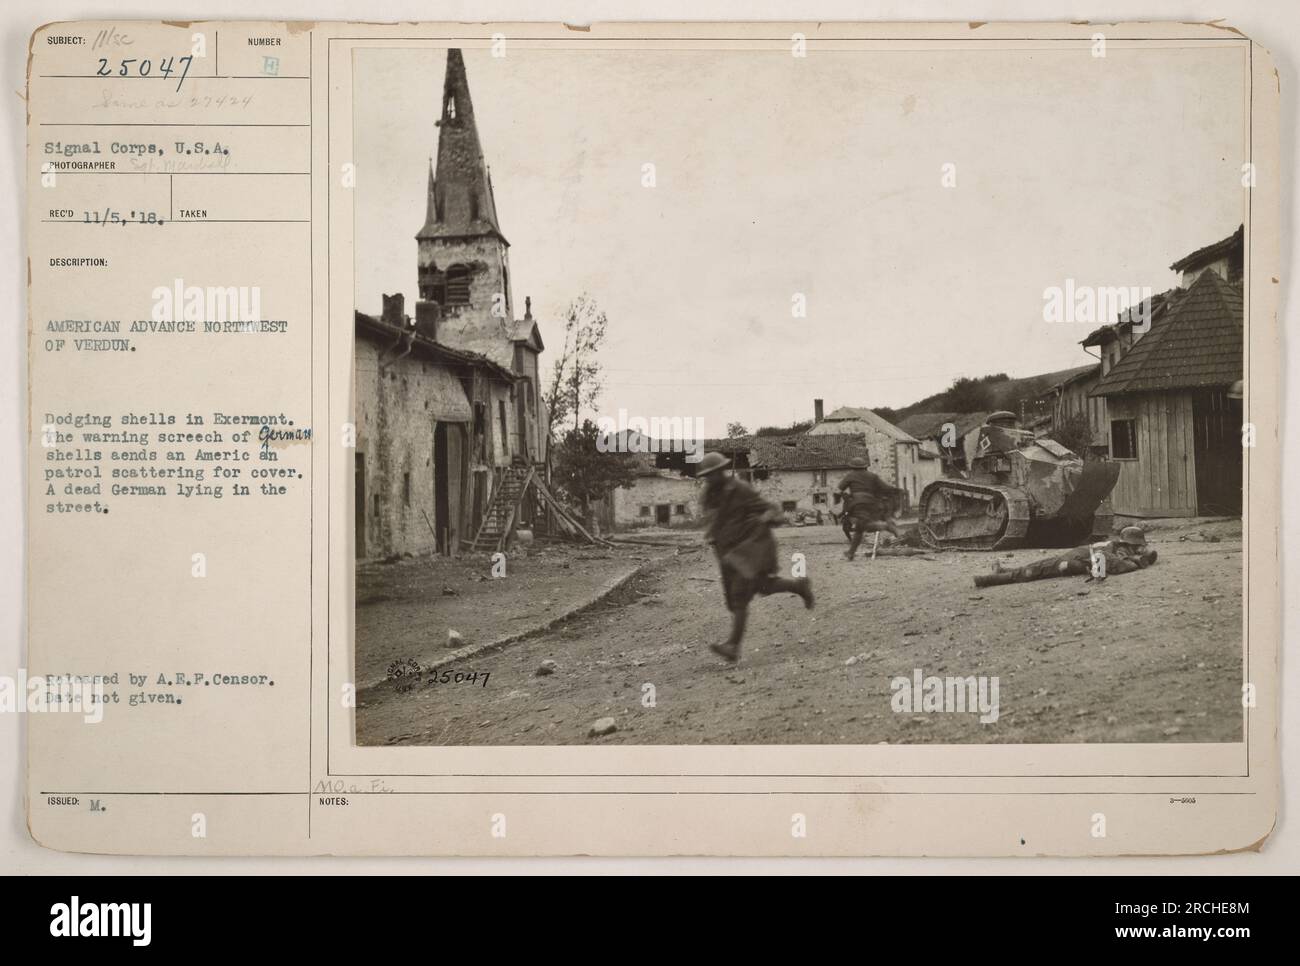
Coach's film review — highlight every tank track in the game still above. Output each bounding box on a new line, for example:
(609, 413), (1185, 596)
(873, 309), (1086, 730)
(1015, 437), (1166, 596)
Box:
(917, 481), (1031, 551)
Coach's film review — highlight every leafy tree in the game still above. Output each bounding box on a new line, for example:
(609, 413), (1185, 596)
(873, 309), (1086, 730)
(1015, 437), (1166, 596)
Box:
(725, 422), (749, 438)
(946, 376), (996, 413)
(543, 294), (608, 437)
(1050, 412), (1097, 459)
(551, 419), (640, 519)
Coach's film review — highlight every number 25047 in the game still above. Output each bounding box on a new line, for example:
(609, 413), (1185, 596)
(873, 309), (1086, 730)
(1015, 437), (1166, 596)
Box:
(96, 54), (193, 91)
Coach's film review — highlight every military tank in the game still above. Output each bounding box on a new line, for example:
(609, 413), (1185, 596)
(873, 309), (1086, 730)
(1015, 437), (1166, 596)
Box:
(917, 412), (1121, 550)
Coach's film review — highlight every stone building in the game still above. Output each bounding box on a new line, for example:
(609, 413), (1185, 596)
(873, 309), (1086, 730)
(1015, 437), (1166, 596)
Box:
(354, 301), (518, 558)
(807, 404), (941, 509)
(607, 433), (872, 530)
(747, 433), (873, 519)
(610, 453), (703, 529)
(354, 49), (547, 559)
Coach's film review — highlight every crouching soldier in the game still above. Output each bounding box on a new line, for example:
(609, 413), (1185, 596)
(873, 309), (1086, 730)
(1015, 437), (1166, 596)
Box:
(697, 451), (814, 662)
(837, 456), (902, 560)
(973, 526), (1157, 588)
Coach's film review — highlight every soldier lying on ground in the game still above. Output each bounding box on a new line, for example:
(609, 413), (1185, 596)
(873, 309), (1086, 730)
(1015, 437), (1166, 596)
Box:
(697, 451), (814, 662)
(837, 456), (904, 561)
(973, 526), (1157, 588)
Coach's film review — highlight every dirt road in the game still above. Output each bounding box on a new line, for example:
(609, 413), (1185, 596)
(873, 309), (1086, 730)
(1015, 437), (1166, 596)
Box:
(356, 519), (1244, 746)
(354, 542), (669, 688)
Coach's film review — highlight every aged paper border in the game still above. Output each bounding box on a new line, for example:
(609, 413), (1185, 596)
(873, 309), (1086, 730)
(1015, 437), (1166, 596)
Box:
(22, 19), (1279, 857)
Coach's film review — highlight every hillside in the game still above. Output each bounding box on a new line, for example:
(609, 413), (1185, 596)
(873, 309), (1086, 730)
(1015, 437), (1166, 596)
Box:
(885, 365), (1096, 422)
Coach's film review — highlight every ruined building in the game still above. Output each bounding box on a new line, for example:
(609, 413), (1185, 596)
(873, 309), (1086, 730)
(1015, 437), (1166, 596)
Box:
(355, 49), (548, 559)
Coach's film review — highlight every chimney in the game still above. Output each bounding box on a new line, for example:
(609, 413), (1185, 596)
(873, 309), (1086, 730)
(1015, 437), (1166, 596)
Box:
(382, 292), (405, 328)
(524, 295), (532, 320)
(415, 300), (439, 341)
(814, 398), (824, 424)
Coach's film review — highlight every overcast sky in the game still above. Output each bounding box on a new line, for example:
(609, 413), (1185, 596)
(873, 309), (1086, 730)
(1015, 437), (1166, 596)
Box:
(355, 43), (1246, 434)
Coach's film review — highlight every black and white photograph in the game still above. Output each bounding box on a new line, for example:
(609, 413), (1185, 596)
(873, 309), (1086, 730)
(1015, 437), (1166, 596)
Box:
(9, 3), (1293, 872)
(351, 40), (1248, 748)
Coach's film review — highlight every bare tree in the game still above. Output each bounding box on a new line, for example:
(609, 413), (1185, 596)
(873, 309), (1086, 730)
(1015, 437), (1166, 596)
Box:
(544, 293), (608, 438)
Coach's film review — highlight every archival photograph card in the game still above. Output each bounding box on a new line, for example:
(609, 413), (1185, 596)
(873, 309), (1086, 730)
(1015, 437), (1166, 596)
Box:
(24, 20), (1279, 856)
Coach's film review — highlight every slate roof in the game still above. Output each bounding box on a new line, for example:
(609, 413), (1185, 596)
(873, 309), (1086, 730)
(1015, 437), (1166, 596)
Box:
(749, 433), (869, 471)
(1091, 268), (1243, 397)
(810, 406), (918, 443)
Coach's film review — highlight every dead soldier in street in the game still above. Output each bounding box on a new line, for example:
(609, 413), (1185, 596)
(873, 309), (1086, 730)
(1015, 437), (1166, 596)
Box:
(838, 456), (904, 560)
(973, 526), (1158, 588)
(697, 451), (814, 662)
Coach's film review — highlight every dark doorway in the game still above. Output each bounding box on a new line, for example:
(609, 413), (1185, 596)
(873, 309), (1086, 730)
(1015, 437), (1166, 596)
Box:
(516, 390), (529, 462)
(1192, 389), (1242, 515)
(434, 423), (451, 553)
(472, 469), (486, 538)
(354, 452), (366, 558)
(655, 504), (671, 526)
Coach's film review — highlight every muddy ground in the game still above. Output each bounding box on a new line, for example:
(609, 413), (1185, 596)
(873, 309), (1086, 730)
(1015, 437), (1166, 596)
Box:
(355, 518), (1244, 746)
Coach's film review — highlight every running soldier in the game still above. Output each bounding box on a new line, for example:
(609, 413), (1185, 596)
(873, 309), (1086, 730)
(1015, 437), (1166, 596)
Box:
(837, 456), (902, 560)
(697, 452), (814, 662)
(973, 526), (1157, 588)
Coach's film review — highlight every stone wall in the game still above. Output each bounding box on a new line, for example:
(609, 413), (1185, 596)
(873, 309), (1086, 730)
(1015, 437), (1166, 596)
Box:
(355, 338), (442, 558)
(613, 473), (703, 528)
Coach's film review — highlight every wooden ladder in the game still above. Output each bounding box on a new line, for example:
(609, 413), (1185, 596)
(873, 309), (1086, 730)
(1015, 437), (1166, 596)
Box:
(467, 465), (535, 553)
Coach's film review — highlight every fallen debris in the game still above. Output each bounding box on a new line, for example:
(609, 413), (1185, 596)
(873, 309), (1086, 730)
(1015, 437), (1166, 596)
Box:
(588, 717), (618, 738)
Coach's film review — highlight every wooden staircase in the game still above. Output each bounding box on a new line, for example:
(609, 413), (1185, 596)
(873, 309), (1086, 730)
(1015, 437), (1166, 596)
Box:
(467, 465), (535, 553)
(465, 463), (618, 554)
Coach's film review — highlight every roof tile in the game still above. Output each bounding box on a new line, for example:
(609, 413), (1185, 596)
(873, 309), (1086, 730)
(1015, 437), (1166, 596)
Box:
(1091, 269), (1242, 397)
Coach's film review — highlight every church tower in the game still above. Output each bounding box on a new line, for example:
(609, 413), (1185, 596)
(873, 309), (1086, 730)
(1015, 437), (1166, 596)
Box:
(415, 49), (514, 364)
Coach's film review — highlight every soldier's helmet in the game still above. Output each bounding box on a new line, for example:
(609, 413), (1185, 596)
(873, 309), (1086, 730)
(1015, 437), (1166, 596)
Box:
(1116, 525), (1147, 547)
(849, 456), (868, 468)
(695, 452), (732, 477)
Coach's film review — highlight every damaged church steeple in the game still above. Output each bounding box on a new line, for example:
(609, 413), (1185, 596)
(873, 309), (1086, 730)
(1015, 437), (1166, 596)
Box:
(415, 48), (515, 362)
(418, 48), (505, 244)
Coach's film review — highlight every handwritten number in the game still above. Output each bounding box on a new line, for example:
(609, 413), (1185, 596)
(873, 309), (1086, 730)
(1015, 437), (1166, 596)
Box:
(94, 54), (192, 90)
(176, 54), (193, 92)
